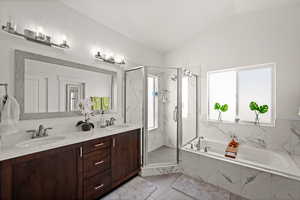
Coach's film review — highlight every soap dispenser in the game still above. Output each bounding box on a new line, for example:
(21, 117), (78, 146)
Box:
(99, 111), (106, 128)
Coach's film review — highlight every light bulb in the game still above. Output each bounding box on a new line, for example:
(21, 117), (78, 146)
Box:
(115, 55), (125, 64)
(61, 35), (67, 41)
(105, 51), (113, 60)
(37, 26), (44, 34)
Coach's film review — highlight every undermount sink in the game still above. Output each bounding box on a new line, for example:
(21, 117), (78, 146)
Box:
(106, 124), (131, 131)
(16, 136), (66, 148)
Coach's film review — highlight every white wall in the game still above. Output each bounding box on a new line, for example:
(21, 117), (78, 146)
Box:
(165, 5), (300, 153)
(0, 1), (163, 134)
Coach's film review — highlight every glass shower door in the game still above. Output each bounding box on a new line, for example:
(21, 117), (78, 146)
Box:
(124, 66), (182, 167)
(146, 67), (181, 166)
(124, 67), (145, 167)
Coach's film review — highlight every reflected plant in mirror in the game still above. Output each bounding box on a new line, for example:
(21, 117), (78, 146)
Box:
(249, 101), (269, 126)
(76, 98), (94, 131)
(214, 102), (228, 121)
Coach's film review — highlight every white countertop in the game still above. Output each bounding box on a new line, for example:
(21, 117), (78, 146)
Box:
(0, 124), (141, 162)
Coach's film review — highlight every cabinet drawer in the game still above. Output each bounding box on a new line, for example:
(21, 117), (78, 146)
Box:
(83, 137), (111, 154)
(83, 149), (110, 178)
(84, 170), (111, 200)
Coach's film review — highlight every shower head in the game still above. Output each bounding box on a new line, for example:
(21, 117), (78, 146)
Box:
(170, 69), (193, 81)
(183, 69), (193, 77)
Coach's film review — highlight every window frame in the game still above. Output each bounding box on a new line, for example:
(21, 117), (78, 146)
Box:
(147, 74), (159, 131)
(207, 63), (276, 127)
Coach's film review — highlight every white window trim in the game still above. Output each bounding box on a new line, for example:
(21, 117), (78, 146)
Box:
(148, 74), (159, 131)
(207, 63), (276, 127)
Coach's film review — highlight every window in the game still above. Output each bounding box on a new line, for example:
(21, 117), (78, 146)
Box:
(148, 75), (158, 130)
(208, 63), (275, 125)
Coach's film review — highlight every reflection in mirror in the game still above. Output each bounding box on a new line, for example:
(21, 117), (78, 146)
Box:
(24, 59), (113, 114)
(66, 84), (84, 112)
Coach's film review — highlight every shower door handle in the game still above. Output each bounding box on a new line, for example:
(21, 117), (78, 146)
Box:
(173, 106), (178, 122)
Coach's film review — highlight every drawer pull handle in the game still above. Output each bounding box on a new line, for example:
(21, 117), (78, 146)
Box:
(94, 160), (104, 166)
(79, 147), (83, 158)
(94, 143), (104, 147)
(94, 184), (104, 191)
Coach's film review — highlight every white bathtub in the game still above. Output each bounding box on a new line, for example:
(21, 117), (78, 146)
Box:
(183, 138), (300, 181)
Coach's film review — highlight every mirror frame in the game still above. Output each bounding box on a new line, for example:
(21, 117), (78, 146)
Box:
(15, 50), (117, 120)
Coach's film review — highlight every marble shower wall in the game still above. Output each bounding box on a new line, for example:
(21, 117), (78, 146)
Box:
(182, 75), (198, 145)
(148, 71), (167, 152)
(162, 70), (178, 149)
(181, 150), (300, 200)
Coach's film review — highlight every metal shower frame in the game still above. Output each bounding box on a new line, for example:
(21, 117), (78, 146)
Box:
(124, 66), (199, 168)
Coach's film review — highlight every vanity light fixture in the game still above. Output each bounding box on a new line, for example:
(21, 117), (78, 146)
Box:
(183, 69), (193, 77)
(95, 51), (125, 65)
(2, 21), (70, 49)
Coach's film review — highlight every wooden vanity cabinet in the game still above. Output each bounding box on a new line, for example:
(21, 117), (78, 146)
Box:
(0, 129), (141, 200)
(111, 129), (141, 187)
(0, 144), (83, 200)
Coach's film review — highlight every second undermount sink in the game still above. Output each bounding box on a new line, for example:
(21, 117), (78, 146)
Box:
(16, 136), (66, 148)
(106, 124), (131, 131)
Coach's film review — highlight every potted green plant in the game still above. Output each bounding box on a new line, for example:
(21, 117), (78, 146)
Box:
(76, 98), (95, 131)
(214, 102), (228, 121)
(249, 101), (269, 126)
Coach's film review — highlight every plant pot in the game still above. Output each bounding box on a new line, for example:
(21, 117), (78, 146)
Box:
(81, 123), (92, 131)
(76, 121), (94, 132)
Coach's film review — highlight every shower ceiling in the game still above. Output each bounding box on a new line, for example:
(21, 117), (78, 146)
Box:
(61, 0), (300, 53)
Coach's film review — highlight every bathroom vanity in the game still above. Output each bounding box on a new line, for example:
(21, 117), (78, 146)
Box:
(0, 128), (141, 200)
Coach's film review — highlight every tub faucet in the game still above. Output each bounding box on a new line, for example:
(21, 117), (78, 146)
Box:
(196, 136), (204, 151)
(204, 146), (211, 153)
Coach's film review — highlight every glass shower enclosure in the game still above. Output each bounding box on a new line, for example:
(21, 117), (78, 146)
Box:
(125, 66), (198, 168)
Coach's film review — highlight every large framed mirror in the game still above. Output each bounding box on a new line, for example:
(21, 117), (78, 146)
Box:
(15, 50), (117, 120)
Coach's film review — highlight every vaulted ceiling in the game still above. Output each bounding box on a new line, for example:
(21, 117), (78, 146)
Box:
(61, 0), (300, 53)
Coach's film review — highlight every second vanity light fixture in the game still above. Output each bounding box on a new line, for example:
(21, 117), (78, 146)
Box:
(2, 21), (70, 49)
(95, 51), (125, 65)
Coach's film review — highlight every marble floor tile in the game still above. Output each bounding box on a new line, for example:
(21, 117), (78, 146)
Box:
(104, 173), (249, 200)
(154, 188), (195, 200)
(148, 146), (177, 164)
(101, 177), (156, 200)
(144, 173), (182, 199)
(172, 174), (230, 200)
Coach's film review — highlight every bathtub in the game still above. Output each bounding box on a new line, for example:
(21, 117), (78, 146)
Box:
(182, 138), (300, 181)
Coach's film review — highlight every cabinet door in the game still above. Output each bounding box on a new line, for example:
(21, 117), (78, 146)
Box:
(12, 145), (81, 200)
(111, 129), (140, 185)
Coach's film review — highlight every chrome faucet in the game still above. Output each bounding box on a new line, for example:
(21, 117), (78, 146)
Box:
(195, 136), (204, 151)
(106, 117), (116, 127)
(195, 136), (211, 152)
(26, 124), (53, 139)
(204, 145), (211, 152)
